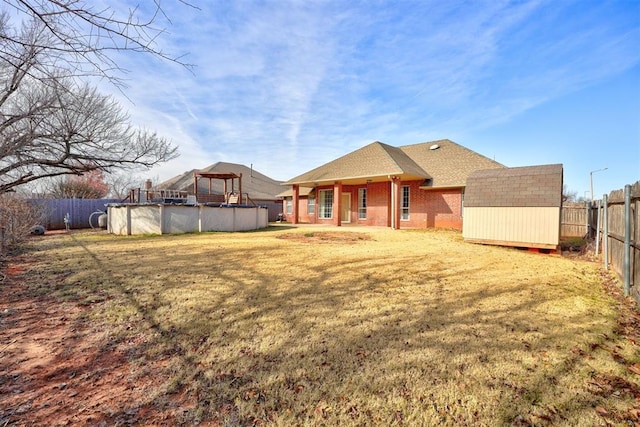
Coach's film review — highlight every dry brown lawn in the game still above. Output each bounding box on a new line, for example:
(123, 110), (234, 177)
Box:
(1, 226), (639, 426)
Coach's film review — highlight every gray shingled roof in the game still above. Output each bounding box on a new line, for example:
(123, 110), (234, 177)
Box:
(401, 139), (504, 188)
(158, 162), (283, 200)
(276, 187), (314, 198)
(284, 141), (430, 186)
(284, 139), (504, 188)
(465, 164), (563, 207)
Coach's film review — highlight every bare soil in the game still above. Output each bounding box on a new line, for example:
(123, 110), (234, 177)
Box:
(276, 231), (372, 244)
(0, 258), (188, 426)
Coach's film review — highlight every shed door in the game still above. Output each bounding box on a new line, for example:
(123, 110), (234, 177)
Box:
(341, 193), (351, 223)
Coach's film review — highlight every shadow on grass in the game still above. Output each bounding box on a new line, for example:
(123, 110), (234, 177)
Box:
(6, 231), (632, 425)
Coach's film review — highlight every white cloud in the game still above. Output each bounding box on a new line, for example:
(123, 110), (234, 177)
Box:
(87, 0), (638, 185)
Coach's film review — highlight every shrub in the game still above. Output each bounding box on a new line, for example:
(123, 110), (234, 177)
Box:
(0, 194), (47, 253)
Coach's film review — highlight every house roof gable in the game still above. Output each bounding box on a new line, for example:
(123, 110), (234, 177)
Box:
(401, 139), (504, 188)
(284, 139), (504, 187)
(158, 162), (283, 200)
(284, 141), (430, 186)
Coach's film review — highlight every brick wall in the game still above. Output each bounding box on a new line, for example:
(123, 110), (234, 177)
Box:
(298, 197), (315, 223)
(357, 182), (390, 227)
(283, 181), (463, 229)
(401, 183), (463, 229)
(427, 190), (463, 229)
(282, 196), (317, 223)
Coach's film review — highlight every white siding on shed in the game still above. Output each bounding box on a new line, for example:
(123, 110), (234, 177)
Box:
(463, 206), (560, 248)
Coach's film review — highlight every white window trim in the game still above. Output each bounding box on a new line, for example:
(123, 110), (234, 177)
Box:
(401, 185), (410, 221)
(358, 188), (367, 219)
(319, 189), (333, 219)
(307, 196), (316, 215)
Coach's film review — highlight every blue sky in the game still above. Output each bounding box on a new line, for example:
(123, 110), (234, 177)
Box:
(106, 0), (639, 199)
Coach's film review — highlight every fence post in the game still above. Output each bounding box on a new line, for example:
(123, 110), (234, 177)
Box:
(624, 184), (631, 296)
(595, 199), (602, 255)
(585, 201), (591, 238)
(0, 209), (3, 254)
(603, 194), (609, 270)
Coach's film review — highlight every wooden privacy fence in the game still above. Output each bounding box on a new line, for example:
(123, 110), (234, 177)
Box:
(561, 202), (589, 237)
(590, 181), (640, 305)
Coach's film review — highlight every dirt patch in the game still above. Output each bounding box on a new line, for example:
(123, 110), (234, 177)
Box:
(276, 231), (372, 244)
(0, 258), (191, 426)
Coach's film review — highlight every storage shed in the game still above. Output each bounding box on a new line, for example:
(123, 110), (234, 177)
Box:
(462, 164), (563, 250)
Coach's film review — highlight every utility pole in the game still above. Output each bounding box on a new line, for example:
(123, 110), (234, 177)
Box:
(590, 167), (608, 202)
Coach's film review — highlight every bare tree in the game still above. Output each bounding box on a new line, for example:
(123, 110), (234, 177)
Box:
(0, 76), (179, 193)
(104, 171), (144, 200)
(0, 13), (179, 194)
(47, 169), (109, 199)
(1, 0), (195, 87)
(562, 184), (578, 203)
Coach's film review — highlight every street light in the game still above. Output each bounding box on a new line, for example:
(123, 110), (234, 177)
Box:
(590, 167), (608, 202)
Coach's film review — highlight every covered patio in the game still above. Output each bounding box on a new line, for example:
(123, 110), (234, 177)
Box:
(193, 171), (243, 205)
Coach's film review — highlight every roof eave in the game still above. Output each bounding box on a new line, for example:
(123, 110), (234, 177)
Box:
(419, 183), (466, 190)
(284, 172), (429, 187)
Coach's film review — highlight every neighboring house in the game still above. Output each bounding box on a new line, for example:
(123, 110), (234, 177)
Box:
(158, 162), (284, 221)
(282, 139), (504, 229)
(463, 164), (563, 249)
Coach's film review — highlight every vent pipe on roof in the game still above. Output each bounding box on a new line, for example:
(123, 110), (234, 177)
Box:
(430, 144), (440, 150)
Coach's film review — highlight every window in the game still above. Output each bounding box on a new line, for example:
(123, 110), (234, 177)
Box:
(358, 188), (367, 219)
(285, 197), (292, 214)
(318, 189), (333, 219)
(401, 186), (410, 220)
(308, 196), (315, 215)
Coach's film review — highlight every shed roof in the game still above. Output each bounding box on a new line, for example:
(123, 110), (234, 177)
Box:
(464, 164), (563, 208)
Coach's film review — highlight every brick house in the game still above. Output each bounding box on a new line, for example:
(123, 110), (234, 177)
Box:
(281, 139), (504, 230)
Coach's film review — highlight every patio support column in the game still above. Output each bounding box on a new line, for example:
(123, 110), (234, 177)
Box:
(391, 176), (401, 230)
(387, 181), (392, 228)
(334, 181), (343, 226)
(292, 184), (300, 224)
(239, 173), (243, 204)
(193, 173), (198, 200)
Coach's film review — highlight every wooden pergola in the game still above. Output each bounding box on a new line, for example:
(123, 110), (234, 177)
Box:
(193, 171), (243, 204)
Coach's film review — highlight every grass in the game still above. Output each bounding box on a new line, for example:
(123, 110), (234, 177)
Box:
(7, 227), (640, 425)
